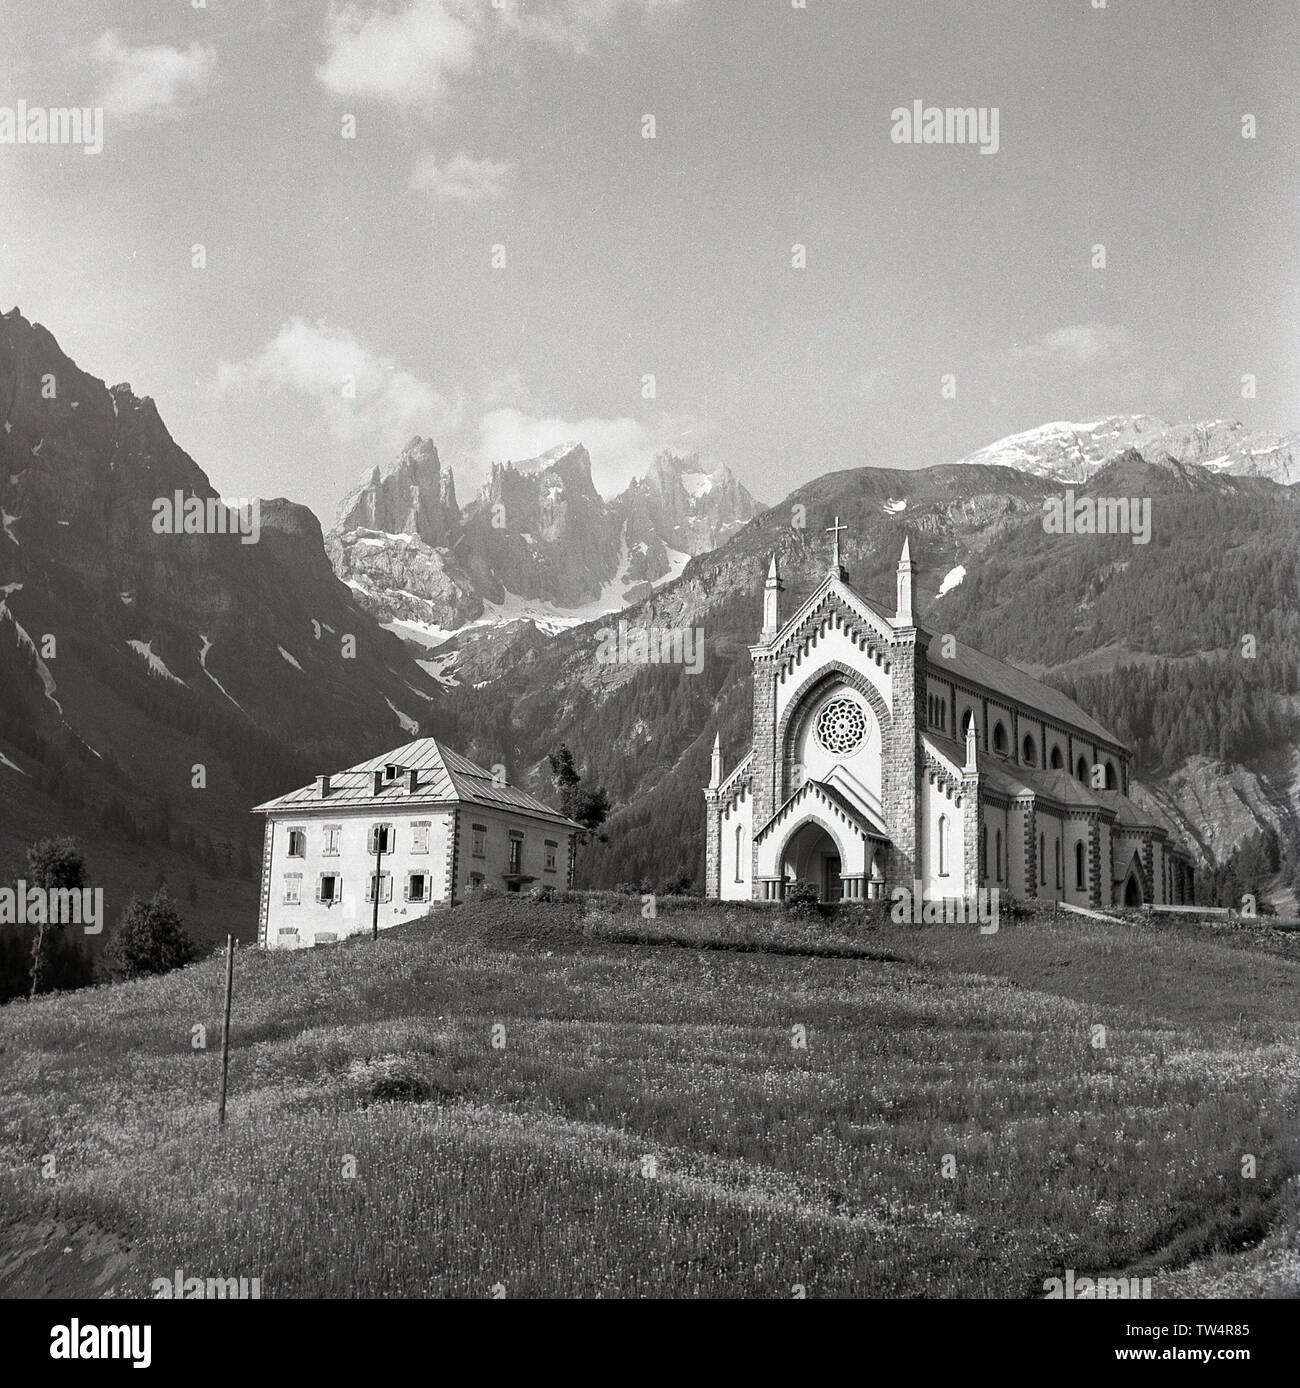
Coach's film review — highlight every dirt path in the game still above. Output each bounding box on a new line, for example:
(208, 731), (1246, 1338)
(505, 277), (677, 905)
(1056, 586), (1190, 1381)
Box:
(0, 1219), (141, 1299)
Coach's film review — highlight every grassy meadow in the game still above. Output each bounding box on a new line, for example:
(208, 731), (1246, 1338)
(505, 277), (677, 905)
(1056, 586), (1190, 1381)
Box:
(1, 896), (1297, 1298)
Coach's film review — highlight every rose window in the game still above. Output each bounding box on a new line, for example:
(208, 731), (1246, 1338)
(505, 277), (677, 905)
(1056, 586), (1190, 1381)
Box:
(815, 697), (867, 755)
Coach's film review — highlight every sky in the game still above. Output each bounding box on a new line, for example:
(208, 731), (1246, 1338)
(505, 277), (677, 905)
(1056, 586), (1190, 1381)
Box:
(2, 0), (1298, 521)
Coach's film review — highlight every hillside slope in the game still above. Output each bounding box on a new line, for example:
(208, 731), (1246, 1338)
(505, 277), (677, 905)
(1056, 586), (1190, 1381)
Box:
(1, 898), (1296, 1297)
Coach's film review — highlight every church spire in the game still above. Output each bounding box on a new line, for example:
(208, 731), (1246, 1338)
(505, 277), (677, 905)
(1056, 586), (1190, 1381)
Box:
(761, 552), (783, 640)
(709, 731), (723, 788)
(895, 535), (916, 626)
(964, 711), (978, 773)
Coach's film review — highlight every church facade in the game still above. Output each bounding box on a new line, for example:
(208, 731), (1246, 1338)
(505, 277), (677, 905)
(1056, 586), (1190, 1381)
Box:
(704, 533), (1195, 909)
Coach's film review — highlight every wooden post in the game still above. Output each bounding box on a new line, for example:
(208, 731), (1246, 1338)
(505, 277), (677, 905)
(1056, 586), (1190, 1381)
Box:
(217, 934), (234, 1128)
(372, 839), (384, 941)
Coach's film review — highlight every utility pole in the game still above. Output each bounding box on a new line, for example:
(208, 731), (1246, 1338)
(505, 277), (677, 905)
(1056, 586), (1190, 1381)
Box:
(217, 934), (234, 1128)
(371, 834), (384, 941)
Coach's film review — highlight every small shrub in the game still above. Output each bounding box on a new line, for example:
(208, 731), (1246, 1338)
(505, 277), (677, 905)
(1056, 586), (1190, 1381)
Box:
(102, 889), (197, 981)
(783, 880), (821, 916)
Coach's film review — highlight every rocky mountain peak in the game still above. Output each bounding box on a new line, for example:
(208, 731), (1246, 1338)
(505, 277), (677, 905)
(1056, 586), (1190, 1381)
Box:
(334, 435), (458, 545)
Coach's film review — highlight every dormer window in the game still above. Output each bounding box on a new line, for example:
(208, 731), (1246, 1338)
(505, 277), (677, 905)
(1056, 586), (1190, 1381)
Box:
(384, 763), (403, 782)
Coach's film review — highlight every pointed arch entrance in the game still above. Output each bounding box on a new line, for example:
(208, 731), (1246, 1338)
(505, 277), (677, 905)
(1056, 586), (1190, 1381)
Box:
(781, 819), (845, 901)
(1122, 854), (1146, 906)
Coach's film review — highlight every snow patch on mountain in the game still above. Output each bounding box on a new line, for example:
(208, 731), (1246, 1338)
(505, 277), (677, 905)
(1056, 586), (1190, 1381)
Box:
(679, 471), (714, 499)
(0, 586), (62, 713)
(936, 564), (966, 598)
(384, 696), (419, 735)
(198, 635), (244, 711)
(278, 645), (303, 671)
(127, 640), (187, 686)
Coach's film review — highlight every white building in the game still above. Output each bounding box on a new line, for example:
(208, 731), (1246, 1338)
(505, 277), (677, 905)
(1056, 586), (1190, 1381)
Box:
(253, 737), (581, 949)
(704, 531), (1195, 908)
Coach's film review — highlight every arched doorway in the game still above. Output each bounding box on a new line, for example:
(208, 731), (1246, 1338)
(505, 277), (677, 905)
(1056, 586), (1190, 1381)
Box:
(1122, 857), (1145, 906)
(781, 820), (844, 902)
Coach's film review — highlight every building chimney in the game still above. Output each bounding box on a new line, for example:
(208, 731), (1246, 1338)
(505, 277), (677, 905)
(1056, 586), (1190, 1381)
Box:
(317, 774), (331, 798)
(372, 769), (384, 796)
(407, 768), (419, 793)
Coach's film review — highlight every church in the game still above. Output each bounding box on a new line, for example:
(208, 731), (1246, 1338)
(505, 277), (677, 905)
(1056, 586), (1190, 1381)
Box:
(704, 528), (1195, 909)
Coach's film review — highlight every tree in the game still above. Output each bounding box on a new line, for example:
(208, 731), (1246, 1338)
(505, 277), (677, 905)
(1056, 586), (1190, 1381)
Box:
(547, 744), (611, 839)
(103, 889), (197, 982)
(23, 836), (86, 1001)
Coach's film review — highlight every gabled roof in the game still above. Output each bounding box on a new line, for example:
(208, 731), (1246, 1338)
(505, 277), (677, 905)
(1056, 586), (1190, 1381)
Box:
(760, 559), (1120, 749)
(755, 777), (890, 844)
(252, 737), (582, 827)
(759, 572), (896, 658)
(925, 638), (1120, 747)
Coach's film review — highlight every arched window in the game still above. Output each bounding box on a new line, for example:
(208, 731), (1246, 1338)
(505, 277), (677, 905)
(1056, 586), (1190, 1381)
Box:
(1055, 839), (1062, 889)
(1039, 832), (1046, 885)
(1076, 756), (1089, 783)
(979, 826), (987, 880)
(1075, 840), (1086, 890)
(1049, 746), (1063, 770)
(938, 814), (948, 876)
(995, 829), (1003, 882)
(993, 721), (1008, 757)
(1022, 734), (1037, 766)
(734, 824), (744, 882)
(1104, 760), (1117, 790)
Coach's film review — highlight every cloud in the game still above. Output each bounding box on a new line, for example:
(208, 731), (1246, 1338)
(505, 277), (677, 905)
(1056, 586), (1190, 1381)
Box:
(480, 370), (537, 410)
(1009, 323), (1135, 367)
(475, 406), (706, 494)
(410, 150), (515, 200)
(316, 0), (478, 106)
(495, 0), (690, 52)
(317, 0), (690, 109)
(94, 32), (218, 120)
(216, 319), (461, 444)
(1005, 322), (1173, 404)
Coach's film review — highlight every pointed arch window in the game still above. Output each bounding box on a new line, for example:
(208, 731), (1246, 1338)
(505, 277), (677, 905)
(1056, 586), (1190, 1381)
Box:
(995, 829), (1003, 882)
(1075, 840), (1086, 890)
(734, 824), (744, 882)
(938, 814), (949, 877)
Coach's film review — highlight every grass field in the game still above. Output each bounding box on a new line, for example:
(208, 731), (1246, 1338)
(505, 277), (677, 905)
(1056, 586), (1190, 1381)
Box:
(1, 896), (1297, 1298)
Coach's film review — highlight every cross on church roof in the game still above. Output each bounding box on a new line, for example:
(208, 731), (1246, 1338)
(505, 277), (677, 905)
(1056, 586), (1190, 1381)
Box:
(826, 516), (847, 573)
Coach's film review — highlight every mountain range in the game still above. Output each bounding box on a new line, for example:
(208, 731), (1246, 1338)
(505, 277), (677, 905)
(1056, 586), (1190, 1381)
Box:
(1, 310), (1297, 949)
(326, 437), (764, 651)
(954, 415), (1300, 486)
